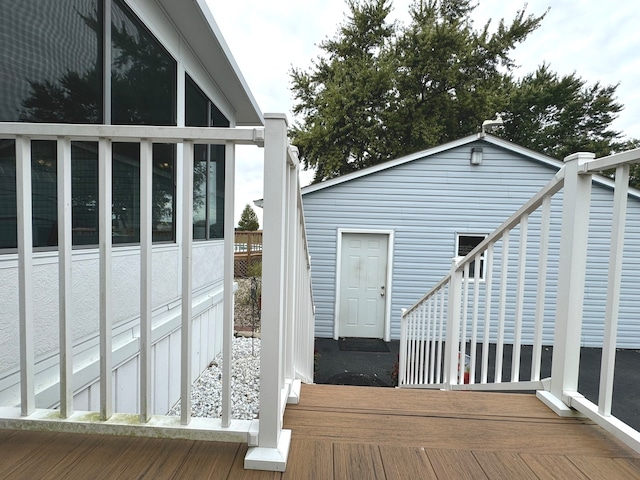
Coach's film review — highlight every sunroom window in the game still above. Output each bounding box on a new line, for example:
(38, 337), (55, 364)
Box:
(111, 0), (177, 126)
(0, 139), (176, 249)
(0, 0), (178, 250)
(185, 75), (228, 240)
(0, 0), (103, 124)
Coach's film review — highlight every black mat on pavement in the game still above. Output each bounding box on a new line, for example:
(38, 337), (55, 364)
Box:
(326, 372), (390, 387)
(338, 337), (390, 352)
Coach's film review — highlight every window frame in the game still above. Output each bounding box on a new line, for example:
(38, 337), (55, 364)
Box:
(185, 74), (228, 241)
(455, 233), (487, 281)
(0, 0), (180, 252)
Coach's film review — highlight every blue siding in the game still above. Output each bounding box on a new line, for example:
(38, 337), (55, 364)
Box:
(302, 140), (640, 348)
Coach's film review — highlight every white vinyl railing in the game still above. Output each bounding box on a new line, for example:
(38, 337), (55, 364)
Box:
(400, 147), (640, 453)
(245, 114), (316, 470)
(0, 117), (315, 472)
(400, 168), (564, 391)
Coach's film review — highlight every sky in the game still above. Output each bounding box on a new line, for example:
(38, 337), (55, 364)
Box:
(205, 0), (640, 227)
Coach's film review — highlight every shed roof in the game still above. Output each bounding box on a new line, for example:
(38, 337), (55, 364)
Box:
(301, 134), (568, 195)
(297, 133), (640, 201)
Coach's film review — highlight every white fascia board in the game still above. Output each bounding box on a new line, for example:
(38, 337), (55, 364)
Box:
(480, 134), (565, 170)
(157, 0), (263, 126)
(481, 135), (640, 199)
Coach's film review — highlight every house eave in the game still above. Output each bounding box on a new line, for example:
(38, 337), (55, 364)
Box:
(157, 0), (263, 126)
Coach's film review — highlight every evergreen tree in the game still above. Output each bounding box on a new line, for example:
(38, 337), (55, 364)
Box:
(238, 204), (260, 231)
(291, 0), (635, 183)
(502, 65), (624, 159)
(291, 0), (397, 182)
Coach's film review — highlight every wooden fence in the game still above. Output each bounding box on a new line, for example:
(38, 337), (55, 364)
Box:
(234, 230), (262, 277)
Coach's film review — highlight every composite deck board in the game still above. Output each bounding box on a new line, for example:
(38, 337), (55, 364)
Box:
(0, 430), (62, 477)
(282, 439), (334, 480)
(3, 431), (102, 478)
(295, 384), (561, 420)
(284, 410), (630, 456)
(56, 436), (156, 480)
(167, 440), (242, 479)
(566, 455), (640, 480)
(0, 384), (639, 478)
(333, 443), (386, 479)
(519, 453), (590, 479)
(378, 445), (437, 479)
(426, 448), (489, 479)
(472, 451), (539, 479)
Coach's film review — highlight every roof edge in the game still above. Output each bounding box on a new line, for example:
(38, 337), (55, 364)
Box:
(194, 0), (263, 125)
(300, 134), (640, 201)
(301, 134), (482, 195)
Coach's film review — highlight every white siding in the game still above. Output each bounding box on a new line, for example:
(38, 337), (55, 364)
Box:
(0, 285), (224, 414)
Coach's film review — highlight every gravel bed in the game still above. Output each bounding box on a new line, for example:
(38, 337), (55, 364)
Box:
(169, 278), (262, 420)
(169, 336), (261, 420)
(234, 277), (261, 332)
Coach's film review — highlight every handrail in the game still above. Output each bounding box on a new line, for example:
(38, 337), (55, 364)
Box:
(581, 146), (640, 173)
(401, 168), (565, 389)
(0, 122), (264, 145)
(400, 146), (640, 455)
(0, 118), (314, 472)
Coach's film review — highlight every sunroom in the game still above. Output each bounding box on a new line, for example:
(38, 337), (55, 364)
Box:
(0, 0), (313, 472)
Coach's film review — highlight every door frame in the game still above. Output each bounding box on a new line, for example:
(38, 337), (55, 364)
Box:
(334, 228), (394, 341)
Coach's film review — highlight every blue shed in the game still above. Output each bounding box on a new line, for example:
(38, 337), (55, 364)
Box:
(301, 134), (640, 348)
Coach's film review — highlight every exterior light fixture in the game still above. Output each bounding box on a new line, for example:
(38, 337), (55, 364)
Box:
(470, 147), (483, 165)
(481, 114), (504, 136)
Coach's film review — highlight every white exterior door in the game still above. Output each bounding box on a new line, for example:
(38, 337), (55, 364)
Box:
(338, 233), (388, 338)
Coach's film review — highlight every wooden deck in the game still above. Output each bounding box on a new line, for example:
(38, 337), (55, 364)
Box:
(1, 384), (639, 479)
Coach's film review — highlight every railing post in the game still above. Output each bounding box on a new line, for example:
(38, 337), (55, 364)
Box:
(544, 152), (594, 411)
(399, 309), (408, 386)
(245, 113), (291, 471)
(284, 150), (297, 386)
(222, 141), (236, 427)
(444, 258), (463, 389)
(16, 136), (34, 416)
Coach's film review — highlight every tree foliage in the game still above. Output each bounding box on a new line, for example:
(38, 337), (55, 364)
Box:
(238, 204), (260, 231)
(502, 65), (624, 159)
(291, 0), (397, 182)
(291, 0), (635, 183)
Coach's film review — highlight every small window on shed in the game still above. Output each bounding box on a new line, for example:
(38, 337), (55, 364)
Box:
(456, 234), (486, 280)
